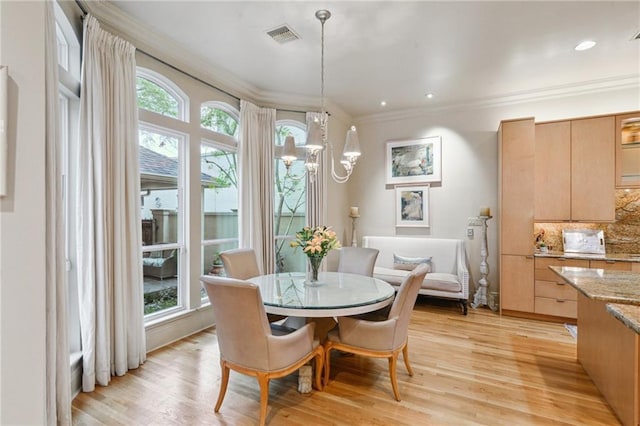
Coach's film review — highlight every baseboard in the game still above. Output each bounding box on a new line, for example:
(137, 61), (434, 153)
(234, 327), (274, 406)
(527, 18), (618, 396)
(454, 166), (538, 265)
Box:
(145, 305), (215, 353)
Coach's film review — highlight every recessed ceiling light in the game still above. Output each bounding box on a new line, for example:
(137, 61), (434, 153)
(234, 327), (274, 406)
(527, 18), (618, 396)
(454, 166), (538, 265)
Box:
(380, 101), (387, 107)
(575, 40), (596, 51)
(425, 93), (434, 99)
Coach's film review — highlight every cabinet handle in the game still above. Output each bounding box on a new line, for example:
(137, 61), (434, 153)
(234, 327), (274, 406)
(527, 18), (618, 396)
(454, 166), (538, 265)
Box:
(556, 299), (566, 303)
(526, 255), (534, 259)
(555, 282), (565, 286)
(557, 258), (566, 262)
(606, 260), (615, 264)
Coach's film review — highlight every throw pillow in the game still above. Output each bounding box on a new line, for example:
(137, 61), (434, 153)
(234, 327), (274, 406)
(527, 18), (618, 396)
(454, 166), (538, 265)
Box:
(393, 254), (432, 272)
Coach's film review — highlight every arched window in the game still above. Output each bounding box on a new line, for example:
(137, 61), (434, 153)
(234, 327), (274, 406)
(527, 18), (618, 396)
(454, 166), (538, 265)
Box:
(201, 102), (239, 137)
(274, 120), (307, 273)
(136, 68), (188, 121)
(136, 69), (188, 318)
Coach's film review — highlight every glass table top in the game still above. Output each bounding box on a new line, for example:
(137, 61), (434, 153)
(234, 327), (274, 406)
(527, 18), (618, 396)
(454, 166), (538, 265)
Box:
(247, 271), (395, 317)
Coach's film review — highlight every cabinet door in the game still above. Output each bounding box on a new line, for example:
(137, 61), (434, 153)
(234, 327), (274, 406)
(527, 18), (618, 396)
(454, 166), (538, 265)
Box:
(616, 112), (640, 188)
(590, 260), (632, 271)
(500, 254), (534, 313)
(571, 116), (615, 222)
(535, 121), (571, 221)
(500, 118), (535, 255)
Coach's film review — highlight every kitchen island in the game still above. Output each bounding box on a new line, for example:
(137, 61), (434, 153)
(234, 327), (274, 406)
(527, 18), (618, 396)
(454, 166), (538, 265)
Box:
(551, 266), (640, 426)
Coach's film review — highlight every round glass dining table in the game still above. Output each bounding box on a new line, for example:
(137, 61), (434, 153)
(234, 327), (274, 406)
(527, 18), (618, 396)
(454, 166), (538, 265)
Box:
(246, 271), (395, 317)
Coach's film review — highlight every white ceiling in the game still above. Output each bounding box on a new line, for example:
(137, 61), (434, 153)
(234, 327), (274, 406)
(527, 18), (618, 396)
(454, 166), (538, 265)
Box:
(105, 1), (640, 118)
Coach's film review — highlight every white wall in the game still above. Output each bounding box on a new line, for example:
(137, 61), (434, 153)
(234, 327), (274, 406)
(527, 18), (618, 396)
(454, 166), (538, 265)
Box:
(0, 1), (47, 424)
(349, 87), (639, 300)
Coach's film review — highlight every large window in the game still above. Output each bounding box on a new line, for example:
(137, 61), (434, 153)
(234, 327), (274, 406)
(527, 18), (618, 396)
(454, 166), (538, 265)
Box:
(200, 104), (240, 285)
(136, 74), (187, 318)
(274, 121), (307, 273)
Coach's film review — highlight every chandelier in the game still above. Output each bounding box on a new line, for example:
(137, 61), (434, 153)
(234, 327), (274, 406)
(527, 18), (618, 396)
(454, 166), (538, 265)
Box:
(281, 9), (361, 184)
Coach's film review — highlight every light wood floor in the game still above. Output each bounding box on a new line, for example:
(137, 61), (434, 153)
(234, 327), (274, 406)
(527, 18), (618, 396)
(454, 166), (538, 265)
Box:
(72, 298), (620, 425)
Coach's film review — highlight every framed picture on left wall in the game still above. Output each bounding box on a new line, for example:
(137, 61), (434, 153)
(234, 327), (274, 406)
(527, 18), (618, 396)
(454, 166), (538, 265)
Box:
(395, 185), (430, 227)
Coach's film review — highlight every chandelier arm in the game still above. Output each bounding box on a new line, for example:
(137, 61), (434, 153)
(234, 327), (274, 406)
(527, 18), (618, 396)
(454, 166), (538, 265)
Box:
(328, 151), (353, 184)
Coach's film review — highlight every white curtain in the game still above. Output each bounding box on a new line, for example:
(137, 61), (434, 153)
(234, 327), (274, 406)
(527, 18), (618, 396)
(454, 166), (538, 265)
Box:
(239, 100), (276, 274)
(305, 112), (326, 228)
(76, 15), (145, 392)
(45, 1), (72, 423)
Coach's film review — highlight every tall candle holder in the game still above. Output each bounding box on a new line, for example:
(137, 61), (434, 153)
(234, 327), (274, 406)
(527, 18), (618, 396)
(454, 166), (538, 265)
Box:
(349, 213), (360, 247)
(471, 215), (492, 309)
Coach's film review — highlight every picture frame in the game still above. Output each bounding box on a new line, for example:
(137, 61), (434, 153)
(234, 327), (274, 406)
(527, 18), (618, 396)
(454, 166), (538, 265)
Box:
(396, 185), (429, 227)
(386, 136), (441, 185)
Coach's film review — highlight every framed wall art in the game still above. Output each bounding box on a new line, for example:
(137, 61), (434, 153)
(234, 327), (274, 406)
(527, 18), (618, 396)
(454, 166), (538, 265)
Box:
(386, 136), (441, 185)
(395, 185), (429, 227)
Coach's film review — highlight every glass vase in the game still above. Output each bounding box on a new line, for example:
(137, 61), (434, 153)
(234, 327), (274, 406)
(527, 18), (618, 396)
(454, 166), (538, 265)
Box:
(308, 255), (324, 282)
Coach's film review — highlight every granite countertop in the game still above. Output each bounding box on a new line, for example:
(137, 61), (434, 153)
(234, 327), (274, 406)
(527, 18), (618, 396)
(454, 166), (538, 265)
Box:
(536, 250), (640, 262)
(606, 303), (640, 334)
(549, 266), (640, 305)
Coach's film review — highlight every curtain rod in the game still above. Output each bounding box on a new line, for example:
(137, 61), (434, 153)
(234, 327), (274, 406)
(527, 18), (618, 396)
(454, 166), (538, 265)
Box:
(74, 0), (309, 115)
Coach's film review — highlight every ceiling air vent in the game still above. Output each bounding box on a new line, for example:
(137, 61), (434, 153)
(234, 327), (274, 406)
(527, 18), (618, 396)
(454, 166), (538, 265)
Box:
(267, 25), (300, 44)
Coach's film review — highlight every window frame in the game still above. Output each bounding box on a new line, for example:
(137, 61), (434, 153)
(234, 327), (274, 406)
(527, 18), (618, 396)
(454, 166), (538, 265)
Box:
(138, 121), (188, 320)
(199, 104), (240, 301)
(137, 67), (189, 122)
(274, 119), (308, 273)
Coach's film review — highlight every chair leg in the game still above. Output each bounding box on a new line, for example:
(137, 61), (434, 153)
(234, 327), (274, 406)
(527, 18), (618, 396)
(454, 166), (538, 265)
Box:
(388, 351), (401, 401)
(313, 348), (324, 390)
(402, 341), (414, 376)
(257, 373), (270, 426)
(323, 344), (333, 386)
(215, 362), (230, 412)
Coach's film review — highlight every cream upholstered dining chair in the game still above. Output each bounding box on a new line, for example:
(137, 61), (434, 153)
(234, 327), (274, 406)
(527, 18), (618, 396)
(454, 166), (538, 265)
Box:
(337, 247), (380, 277)
(201, 275), (324, 426)
(219, 248), (261, 279)
(219, 248), (286, 323)
(323, 263), (429, 401)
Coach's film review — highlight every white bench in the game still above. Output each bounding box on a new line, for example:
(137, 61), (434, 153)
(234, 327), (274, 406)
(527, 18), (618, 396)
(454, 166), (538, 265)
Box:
(362, 236), (470, 315)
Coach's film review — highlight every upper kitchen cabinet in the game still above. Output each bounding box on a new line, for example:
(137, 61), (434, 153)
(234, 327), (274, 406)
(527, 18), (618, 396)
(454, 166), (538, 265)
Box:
(535, 121), (571, 221)
(616, 112), (640, 188)
(571, 116), (615, 222)
(534, 116), (615, 222)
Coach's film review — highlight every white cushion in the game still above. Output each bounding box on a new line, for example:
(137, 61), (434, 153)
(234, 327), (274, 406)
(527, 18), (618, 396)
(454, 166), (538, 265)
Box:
(423, 273), (461, 293)
(374, 267), (461, 293)
(393, 253), (432, 271)
(374, 266), (407, 285)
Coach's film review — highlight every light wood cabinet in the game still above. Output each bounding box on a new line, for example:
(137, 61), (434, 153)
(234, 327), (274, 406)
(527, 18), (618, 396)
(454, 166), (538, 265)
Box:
(500, 118), (535, 255)
(590, 259), (633, 271)
(534, 121), (571, 221)
(534, 257), (586, 319)
(616, 112), (640, 188)
(571, 116), (616, 222)
(501, 255), (535, 313)
(499, 118), (535, 314)
(534, 116), (615, 222)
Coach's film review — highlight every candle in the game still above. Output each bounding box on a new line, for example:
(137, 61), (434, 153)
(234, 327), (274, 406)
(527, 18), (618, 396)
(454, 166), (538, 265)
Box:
(350, 206), (359, 216)
(480, 207), (491, 217)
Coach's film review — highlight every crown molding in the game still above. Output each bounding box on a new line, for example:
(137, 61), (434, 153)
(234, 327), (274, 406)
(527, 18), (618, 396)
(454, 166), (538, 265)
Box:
(355, 74), (640, 125)
(81, 1), (261, 104)
(78, 1), (353, 125)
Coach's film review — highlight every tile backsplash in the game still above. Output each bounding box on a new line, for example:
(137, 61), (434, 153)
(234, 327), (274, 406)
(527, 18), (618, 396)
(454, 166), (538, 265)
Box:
(535, 189), (640, 254)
